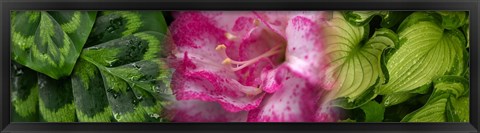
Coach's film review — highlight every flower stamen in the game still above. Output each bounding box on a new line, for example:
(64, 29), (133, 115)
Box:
(225, 32), (237, 40)
(216, 44), (283, 71)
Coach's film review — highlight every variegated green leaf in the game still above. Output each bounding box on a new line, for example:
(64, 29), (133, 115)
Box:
(401, 75), (468, 122)
(323, 12), (397, 102)
(434, 11), (468, 30)
(343, 11), (410, 28)
(11, 11), (96, 79)
(11, 62), (39, 122)
(86, 11), (167, 47)
(447, 96), (469, 122)
(78, 32), (171, 122)
(38, 74), (76, 122)
(71, 59), (113, 122)
(376, 12), (468, 95)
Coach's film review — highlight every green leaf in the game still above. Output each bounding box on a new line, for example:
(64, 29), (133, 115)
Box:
(434, 11), (468, 30)
(382, 83), (432, 107)
(331, 79), (378, 109)
(74, 27), (172, 122)
(338, 118), (357, 122)
(11, 11), (96, 79)
(447, 96), (469, 122)
(401, 75), (468, 122)
(323, 12), (397, 102)
(360, 101), (385, 122)
(71, 59), (113, 122)
(376, 12), (467, 95)
(69, 11), (171, 122)
(38, 74), (76, 122)
(342, 11), (410, 28)
(382, 93), (416, 107)
(11, 62), (39, 122)
(86, 11), (168, 47)
(463, 24), (469, 48)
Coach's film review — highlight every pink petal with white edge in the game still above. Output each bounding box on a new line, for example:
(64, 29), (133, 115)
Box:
(169, 100), (248, 122)
(169, 12), (273, 112)
(254, 11), (331, 37)
(248, 67), (323, 122)
(284, 14), (334, 90)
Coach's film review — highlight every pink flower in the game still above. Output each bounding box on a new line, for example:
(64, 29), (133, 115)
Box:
(167, 11), (337, 122)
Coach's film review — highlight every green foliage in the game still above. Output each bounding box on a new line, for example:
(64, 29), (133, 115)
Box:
(11, 11), (172, 122)
(334, 11), (469, 122)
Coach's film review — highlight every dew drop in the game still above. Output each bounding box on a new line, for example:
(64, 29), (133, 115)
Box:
(150, 113), (160, 119)
(114, 113), (123, 121)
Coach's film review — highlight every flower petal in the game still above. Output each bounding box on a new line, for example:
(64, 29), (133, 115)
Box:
(169, 100), (248, 122)
(248, 67), (325, 122)
(284, 14), (333, 90)
(169, 12), (276, 112)
(254, 11), (331, 37)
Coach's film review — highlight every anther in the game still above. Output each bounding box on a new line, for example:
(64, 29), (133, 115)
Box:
(225, 32), (237, 40)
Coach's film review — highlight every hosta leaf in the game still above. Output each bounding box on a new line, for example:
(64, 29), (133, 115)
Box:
(463, 24), (469, 48)
(11, 62), (39, 122)
(376, 12), (467, 95)
(382, 83), (432, 107)
(434, 11), (468, 30)
(401, 75), (468, 122)
(447, 96), (469, 122)
(86, 11), (167, 47)
(360, 101), (385, 122)
(11, 11), (96, 79)
(38, 74), (76, 122)
(323, 12), (397, 102)
(343, 11), (410, 28)
(382, 93), (416, 107)
(331, 79), (378, 109)
(76, 31), (171, 122)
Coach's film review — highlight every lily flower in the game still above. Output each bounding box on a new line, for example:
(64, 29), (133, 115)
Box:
(168, 11), (337, 122)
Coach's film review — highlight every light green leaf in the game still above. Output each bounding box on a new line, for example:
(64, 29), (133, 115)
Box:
(360, 101), (385, 122)
(376, 12), (467, 95)
(382, 93), (416, 107)
(11, 11), (96, 79)
(401, 75), (468, 122)
(11, 62), (39, 122)
(342, 11), (410, 28)
(323, 12), (397, 102)
(447, 96), (469, 122)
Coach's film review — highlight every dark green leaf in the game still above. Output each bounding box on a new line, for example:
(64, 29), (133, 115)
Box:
(71, 59), (112, 122)
(11, 11), (96, 79)
(11, 62), (39, 122)
(343, 11), (410, 28)
(360, 101), (385, 122)
(434, 11), (468, 30)
(86, 11), (168, 47)
(38, 74), (76, 122)
(69, 11), (171, 122)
